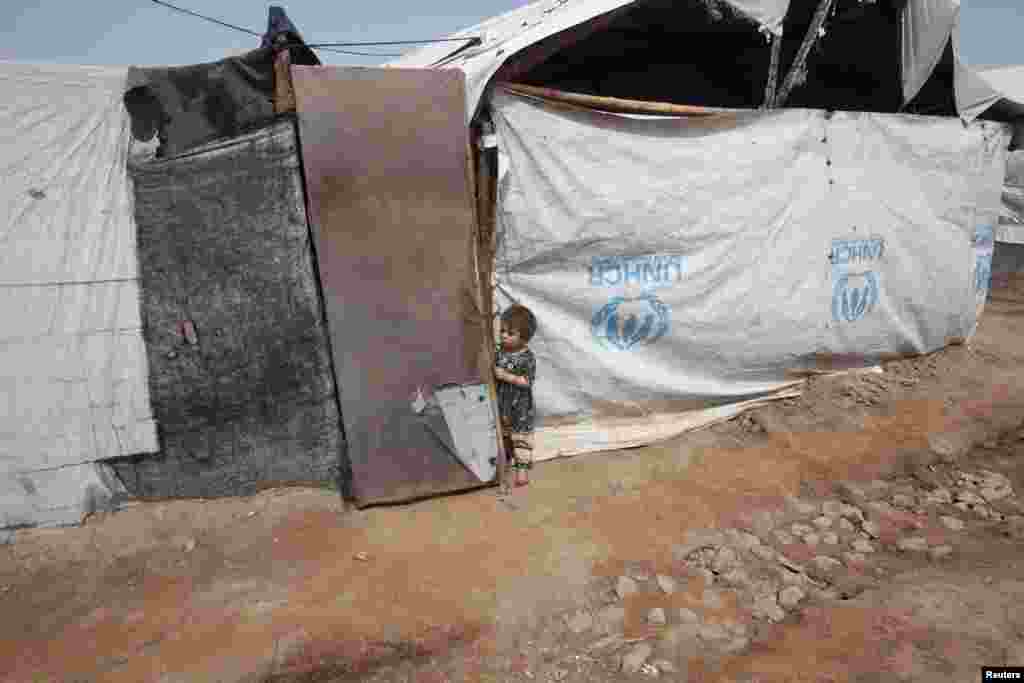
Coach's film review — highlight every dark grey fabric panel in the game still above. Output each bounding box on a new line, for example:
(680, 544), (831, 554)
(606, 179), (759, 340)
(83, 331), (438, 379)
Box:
(112, 119), (348, 499)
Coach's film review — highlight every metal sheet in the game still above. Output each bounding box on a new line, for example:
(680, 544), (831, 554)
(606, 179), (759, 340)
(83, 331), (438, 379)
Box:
(292, 66), (494, 505)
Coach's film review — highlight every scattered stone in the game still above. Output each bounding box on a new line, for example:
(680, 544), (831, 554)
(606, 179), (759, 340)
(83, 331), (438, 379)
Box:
(862, 521), (880, 539)
(617, 576), (639, 600)
(353, 551), (370, 561)
(803, 533), (821, 547)
(693, 568), (716, 585)
(551, 668), (569, 681)
(822, 500), (845, 518)
(787, 497), (818, 516)
(725, 621), (748, 637)
(811, 587), (840, 601)
(812, 556), (842, 572)
(632, 570), (651, 581)
(791, 523), (815, 537)
(698, 623), (730, 641)
(777, 555), (806, 574)
(925, 488), (953, 505)
(838, 518), (856, 533)
(725, 529), (762, 550)
(840, 504), (865, 521)
(867, 500), (894, 515)
(723, 637), (750, 653)
(751, 596), (786, 622)
(588, 634), (625, 652)
(867, 480), (891, 493)
(837, 482), (867, 500)
(778, 586), (806, 608)
(652, 659), (678, 674)
(567, 610), (594, 634)
(596, 606), (626, 634)
(774, 530), (796, 546)
(778, 569), (807, 586)
(751, 544), (776, 561)
(940, 515), (965, 531)
(678, 607), (699, 624)
(822, 532), (840, 545)
(647, 608), (667, 625)
(812, 516), (833, 530)
(851, 539), (875, 554)
(985, 576), (995, 585)
(981, 485), (1013, 503)
(711, 547), (740, 573)
(183, 538), (196, 553)
(639, 662), (660, 677)
(929, 545), (954, 560)
(843, 552), (867, 565)
(721, 568), (751, 588)
(703, 589), (724, 609)
(956, 490), (986, 506)
(656, 574), (677, 595)
(621, 643), (653, 674)
(674, 529), (727, 560)
(897, 537), (929, 552)
(892, 494), (916, 508)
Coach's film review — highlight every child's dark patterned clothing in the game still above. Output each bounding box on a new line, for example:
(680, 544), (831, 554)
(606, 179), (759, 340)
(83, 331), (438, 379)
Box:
(495, 346), (536, 434)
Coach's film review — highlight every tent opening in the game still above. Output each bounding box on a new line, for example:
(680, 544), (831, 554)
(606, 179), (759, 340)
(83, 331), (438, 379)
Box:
(499, 0), (938, 115)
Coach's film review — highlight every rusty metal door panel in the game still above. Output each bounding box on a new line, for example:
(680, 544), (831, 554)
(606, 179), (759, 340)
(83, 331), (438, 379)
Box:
(292, 66), (492, 505)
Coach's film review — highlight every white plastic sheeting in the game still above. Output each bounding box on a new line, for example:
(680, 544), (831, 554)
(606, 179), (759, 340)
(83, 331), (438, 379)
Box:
(492, 89), (1010, 460)
(901, 0), (959, 107)
(0, 62), (157, 529)
(388, 0), (791, 123)
(999, 150), (1024, 245)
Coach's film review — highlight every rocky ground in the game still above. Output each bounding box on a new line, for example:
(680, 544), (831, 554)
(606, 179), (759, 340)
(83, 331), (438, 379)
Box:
(2, 279), (1024, 683)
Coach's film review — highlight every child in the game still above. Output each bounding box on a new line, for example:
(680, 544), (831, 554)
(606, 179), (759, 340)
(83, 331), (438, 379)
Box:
(494, 304), (537, 488)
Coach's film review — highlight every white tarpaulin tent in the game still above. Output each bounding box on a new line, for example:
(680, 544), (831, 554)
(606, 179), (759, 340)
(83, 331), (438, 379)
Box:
(491, 88), (1009, 459)
(0, 62), (157, 530)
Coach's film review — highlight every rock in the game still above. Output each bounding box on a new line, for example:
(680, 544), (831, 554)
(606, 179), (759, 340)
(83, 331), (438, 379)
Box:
(588, 634), (625, 652)
(981, 485), (1013, 502)
(632, 570), (651, 581)
(655, 574), (677, 595)
(897, 537), (929, 552)
(867, 479), (891, 493)
(774, 530), (796, 546)
(778, 585), (806, 609)
(812, 556), (842, 572)
(596, 605), (626, 634)
(929, 545), (954, 560)
(652, 659), (678, 674)
(956, 490), (986, 506)
(751, 544), (776, 561)
(616, 576), (638, 600)
(551, 667), (568, 681)
(183, 538), (196, 553)
(711, 547), (740, 573)
(674, 529), (727, 561)
(693, 568), (716, 585)
(840, 504), (865, 521)
(929, 434), (969, 461)
(787, 496), (819, 516)
(822, 500), (845, 518)
(811, 587), (840, 601)
(925, 488), (953, 505)
(940, 515), (965, 531)
(822, 532), (840, 545)
(620, 643), (653, 674)
(837, 482), (868, 500)
(803, 533), (821, 547)
(703, 589), (724, 609)
(851, 539), (875, 553)
(723, 637), (750, 653)
(779, 569), (807, 586)
(353, 551), (370, 561)
(791, 523), (815, 537)
(777, 555), (806, 574)
(721, 568), (751, 588)
(647, 608), (667, 625)
(812, 516), (833, 530)
(862, 521), (880, 538)
(843, 552), (867, 565)
(892, 494), (916, 508)
(698, 623), (730, 641)
(838, 518), (857, 533)
(724, 529), (761, 550)
(566, 610), (594, 634)
(725, 621), (748, 637)
(752, 596), (786, 622)
(678, 607), (700, 624)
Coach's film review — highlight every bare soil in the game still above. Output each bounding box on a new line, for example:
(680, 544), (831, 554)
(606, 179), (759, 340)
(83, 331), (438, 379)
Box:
(2, 279), (1024, 683)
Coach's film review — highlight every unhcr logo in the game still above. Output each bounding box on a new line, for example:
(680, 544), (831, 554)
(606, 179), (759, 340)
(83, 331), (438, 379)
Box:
(591, 294), (671, 351)
(830, 237), (884, 323)
(589, 254), (686, 289)
(975, 225), (995, 294)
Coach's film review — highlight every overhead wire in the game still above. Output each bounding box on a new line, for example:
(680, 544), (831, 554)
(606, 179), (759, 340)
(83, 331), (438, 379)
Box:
(147, 1), (480, 58)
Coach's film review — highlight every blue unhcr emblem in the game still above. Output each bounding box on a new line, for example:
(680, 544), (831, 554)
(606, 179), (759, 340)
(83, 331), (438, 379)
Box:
(974, 225), (994, 294)
(832, 271), (879, 323)
(975, 255), (992, 293)
(591, 294), (671, 350)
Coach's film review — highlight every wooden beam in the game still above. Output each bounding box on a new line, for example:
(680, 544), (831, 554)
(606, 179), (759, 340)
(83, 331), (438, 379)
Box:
(762, 32), (783, 108)
(773, 0), (835, 108)
(499, 82), (727, 117)
(273, 49), (295, 114)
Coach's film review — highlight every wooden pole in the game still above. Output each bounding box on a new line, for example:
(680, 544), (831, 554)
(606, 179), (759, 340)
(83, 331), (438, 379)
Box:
(498, 83), (727, 117)
(763, 32), (783, 108)
(773, 0), (834, 108)
(273, 48), (295, 114)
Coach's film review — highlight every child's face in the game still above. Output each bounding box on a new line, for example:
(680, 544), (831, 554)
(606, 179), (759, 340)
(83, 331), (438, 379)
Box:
(500, 325), (525, 351)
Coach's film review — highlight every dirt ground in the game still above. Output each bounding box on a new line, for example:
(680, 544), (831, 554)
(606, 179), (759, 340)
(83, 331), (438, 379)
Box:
(3, 277), (1024, 683)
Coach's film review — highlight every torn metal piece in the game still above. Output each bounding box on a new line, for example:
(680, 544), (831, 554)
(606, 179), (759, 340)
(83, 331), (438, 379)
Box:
(434, 383), (499, 483)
